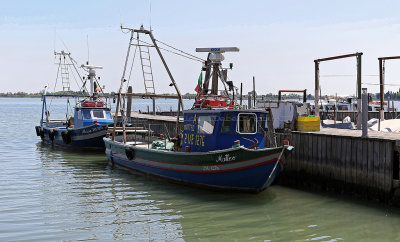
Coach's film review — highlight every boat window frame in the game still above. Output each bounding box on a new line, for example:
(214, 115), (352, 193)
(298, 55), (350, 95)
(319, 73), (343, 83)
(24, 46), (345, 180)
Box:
(220, 113), (233, 134)
(81, 109), (92, 120)
(91, 109), (107, 120)
(236, 113), (257, 134)
(197, 115), (217, 135)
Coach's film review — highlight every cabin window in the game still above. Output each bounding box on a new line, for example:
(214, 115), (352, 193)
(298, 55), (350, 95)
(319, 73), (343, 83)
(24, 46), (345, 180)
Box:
(198, 116), (216, 134)
(237, 113), (257, 134)
(105, 111), (112, 119)
(77, 110), (82, 120)
(258, 114), (265, 133)
(92, 110), (105, 119)
(221, 113), (233, 133)
(82, 109), (92, 119)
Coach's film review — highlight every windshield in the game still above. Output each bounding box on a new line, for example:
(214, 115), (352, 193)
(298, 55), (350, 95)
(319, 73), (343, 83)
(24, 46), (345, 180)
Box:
(82, 110), (92, 119)
(92, 110), (105, 119)
(105, 111), (112, 119)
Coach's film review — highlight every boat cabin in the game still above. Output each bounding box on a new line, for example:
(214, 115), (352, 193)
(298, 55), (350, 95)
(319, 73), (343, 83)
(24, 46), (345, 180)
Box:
(182, 109), (267, 152)
(73, 100), (113, 128)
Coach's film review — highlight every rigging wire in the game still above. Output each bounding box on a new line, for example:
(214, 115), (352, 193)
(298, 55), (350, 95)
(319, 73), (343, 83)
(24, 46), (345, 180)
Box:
(48, 57), (61, 110)
(68, 62), (84, 94)
(135, 38), (204, 62)
(119, 27), (204, 62)
(363, 82), (400, 87)
(155, 39), (204, 62)
(126, 38), (139, 89)
(321, 74), (378, 77)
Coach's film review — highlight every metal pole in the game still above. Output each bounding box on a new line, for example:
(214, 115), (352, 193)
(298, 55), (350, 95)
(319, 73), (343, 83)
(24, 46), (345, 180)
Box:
(362, 88), (368, 137)
(253, 76), (256, 108)
(152, 98), (156, 115)
(356, 54), (362, 130)
(379, 59), (385, 120)
(315, 61), (320, 117)
(240, 82), (243, 106)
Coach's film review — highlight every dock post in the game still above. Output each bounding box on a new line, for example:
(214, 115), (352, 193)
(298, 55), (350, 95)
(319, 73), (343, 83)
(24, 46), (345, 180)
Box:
(357, 54), (362, 130)
(248, 92), (252, 109)
(127, 86), (132, 119)
(152, 98), (156, 116)
(362, 88), (368, 137)
(314, 61), (320, 117)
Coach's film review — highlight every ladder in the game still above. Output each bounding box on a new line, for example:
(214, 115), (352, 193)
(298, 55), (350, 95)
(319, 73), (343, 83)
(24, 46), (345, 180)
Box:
(60, 57), (70, 92)
(138, 39), (155, 94)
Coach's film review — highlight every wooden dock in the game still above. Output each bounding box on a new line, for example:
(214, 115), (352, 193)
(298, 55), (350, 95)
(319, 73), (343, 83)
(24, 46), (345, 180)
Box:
(272, 128), (400, 202)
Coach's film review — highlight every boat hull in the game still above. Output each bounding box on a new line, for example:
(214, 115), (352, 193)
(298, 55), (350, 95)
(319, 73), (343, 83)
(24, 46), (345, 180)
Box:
(104, 138), (290, 192)
(37, 124), (108, 150)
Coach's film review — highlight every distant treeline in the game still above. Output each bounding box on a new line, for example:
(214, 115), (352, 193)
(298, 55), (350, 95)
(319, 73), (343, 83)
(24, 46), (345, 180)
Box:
(5, 91), (399, 100)
(0, 91), (311, 100)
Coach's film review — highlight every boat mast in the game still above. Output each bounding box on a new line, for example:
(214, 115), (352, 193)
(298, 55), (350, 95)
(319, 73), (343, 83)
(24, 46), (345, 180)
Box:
(81, 64), (103, 99)
(116, 26), (184, 144)
(112, 30), (134, 142)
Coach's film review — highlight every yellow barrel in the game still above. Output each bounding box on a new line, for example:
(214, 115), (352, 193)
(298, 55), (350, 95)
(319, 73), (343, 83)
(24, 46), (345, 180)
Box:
(297, 116), (320, 131)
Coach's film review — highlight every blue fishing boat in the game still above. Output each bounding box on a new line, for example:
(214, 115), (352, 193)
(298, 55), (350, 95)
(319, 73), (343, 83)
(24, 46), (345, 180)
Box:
(35, 51), (113, 149)
(104, 26), (293, 192)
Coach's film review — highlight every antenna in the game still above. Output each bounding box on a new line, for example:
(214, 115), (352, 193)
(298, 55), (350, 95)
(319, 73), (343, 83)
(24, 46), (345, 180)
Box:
(149, 0), (152, 31)
(86, 34), (90, 64)
(53, 28), (56, 53)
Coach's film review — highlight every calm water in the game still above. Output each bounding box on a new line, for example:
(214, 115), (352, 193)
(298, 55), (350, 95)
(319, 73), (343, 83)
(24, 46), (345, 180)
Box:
(1, 97), (400, 241)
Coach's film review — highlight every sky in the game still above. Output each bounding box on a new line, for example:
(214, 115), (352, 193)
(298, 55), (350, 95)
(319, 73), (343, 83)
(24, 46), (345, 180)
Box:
(2, 0), (400, 96)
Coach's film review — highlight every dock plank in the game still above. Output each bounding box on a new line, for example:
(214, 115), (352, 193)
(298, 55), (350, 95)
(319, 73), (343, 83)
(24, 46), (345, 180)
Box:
(368, 140), (375, 191)
(384, 142), (393, 193)
(313, 134), (318, 177)
(356, 139), (363, 186)
(321, 135), (327, 177)
(373, 141), (381, 190)
(343, 137), (350, 184)
(336, 136), (342, 182)
(361, 139), (368, 188)
(351, 138), (357, 186)
(326, 135), (332, 178)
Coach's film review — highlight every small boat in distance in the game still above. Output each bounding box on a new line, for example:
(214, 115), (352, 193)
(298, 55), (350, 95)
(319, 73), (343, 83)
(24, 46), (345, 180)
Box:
(35, 51), (113, 149)
(104, 26), (293, 192)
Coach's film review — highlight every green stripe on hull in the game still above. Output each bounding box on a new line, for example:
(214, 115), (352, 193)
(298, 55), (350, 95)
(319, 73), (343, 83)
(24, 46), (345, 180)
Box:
(104, 138), (285, 166)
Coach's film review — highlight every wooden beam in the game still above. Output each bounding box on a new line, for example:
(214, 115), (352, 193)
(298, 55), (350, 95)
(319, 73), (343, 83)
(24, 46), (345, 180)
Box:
(119, 93), (180, 99)
(314, 52), (363, 62)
